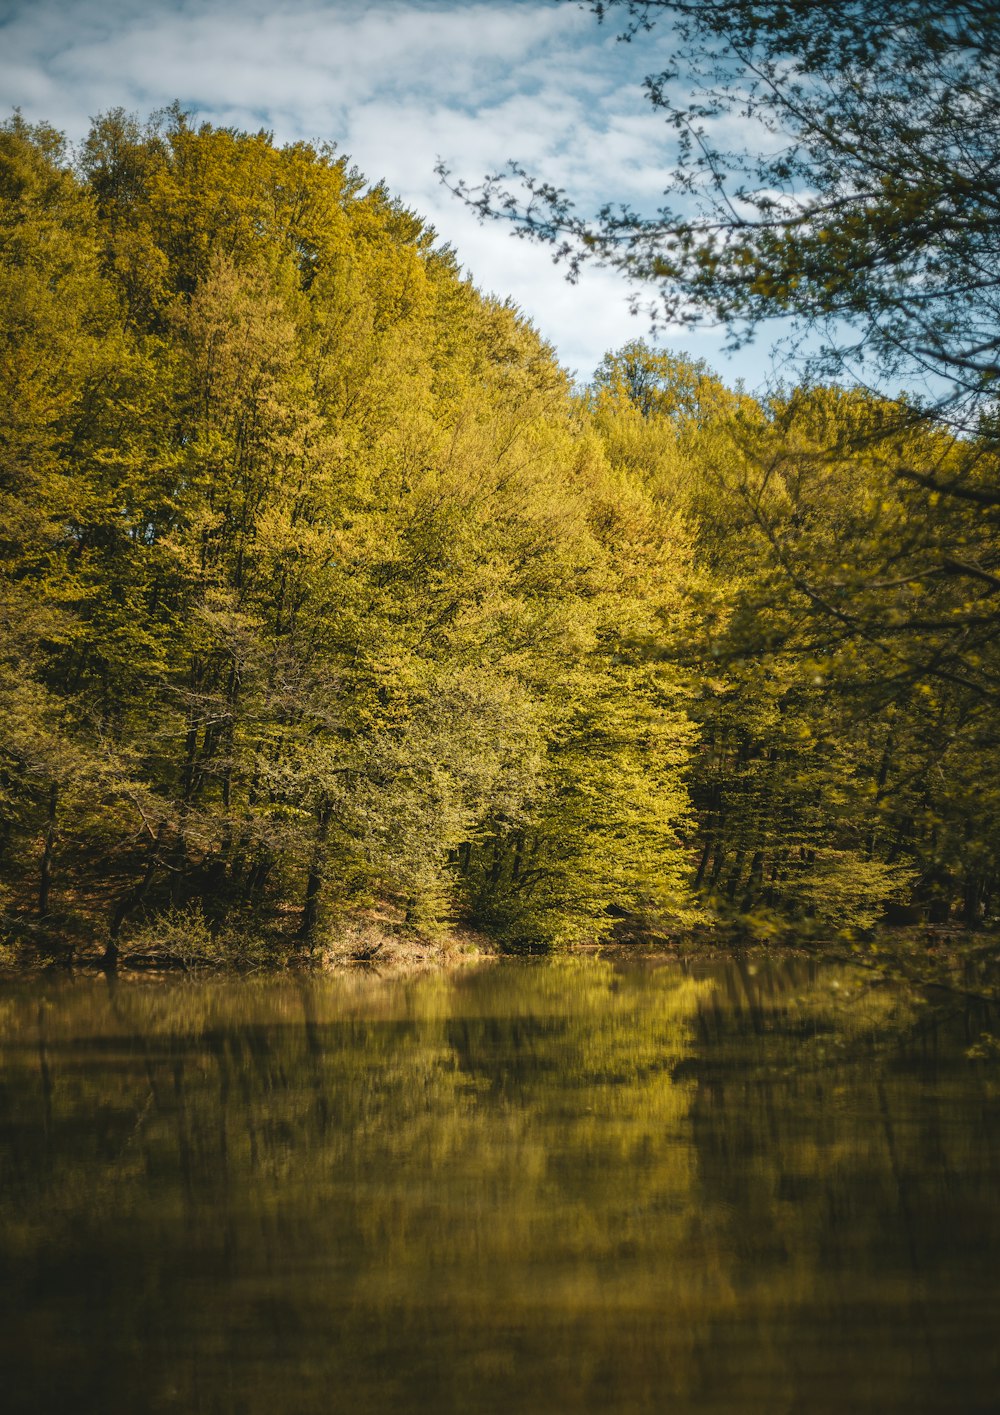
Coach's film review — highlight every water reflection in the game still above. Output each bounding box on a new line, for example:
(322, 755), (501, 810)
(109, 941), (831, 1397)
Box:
(0, 957), (997, 1414)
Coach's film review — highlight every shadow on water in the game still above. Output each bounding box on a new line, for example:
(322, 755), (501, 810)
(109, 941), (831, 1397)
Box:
(0, 956), (998, 1414)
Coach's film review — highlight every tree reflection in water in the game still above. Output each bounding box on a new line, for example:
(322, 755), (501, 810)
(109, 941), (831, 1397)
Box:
(0, 957), (997, 1414)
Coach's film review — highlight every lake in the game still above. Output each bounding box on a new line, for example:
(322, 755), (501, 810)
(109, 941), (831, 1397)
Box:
(0, 955), (998, 1414)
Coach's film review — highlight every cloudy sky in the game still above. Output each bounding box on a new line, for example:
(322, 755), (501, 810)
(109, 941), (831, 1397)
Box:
(1, 0), (777, 385)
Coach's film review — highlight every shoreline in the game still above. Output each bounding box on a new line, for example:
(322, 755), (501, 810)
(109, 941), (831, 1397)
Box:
(1, 920), (997, 1003)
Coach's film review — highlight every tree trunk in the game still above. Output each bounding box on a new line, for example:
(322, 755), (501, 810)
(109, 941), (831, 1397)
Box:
(299, 802), (332, 947)
(38, 783), (58, 919)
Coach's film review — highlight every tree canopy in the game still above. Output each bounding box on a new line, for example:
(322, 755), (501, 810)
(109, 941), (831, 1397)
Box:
(2, 105), (999, 963)
(444, 1), (1000, 711)
(0, 108), (702, 960)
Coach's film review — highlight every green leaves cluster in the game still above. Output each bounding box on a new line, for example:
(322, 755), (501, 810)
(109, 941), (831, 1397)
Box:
(604, 352), (1000, 935)
(3, 105), (998, 957)
(0, 109), (696, 956)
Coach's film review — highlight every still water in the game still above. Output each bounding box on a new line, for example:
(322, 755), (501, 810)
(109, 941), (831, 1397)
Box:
(0, 956), (998, 1414)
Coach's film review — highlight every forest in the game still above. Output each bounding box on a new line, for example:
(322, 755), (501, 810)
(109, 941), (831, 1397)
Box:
(1, 104), (998, 967)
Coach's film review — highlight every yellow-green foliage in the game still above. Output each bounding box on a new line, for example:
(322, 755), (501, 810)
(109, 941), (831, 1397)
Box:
(0, 110), (696, 953)
(3, 108), (998, 954)
(583, 344), (1000, 935)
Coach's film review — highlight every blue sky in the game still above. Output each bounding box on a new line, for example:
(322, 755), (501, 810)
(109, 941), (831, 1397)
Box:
(0, 0), (784, 387)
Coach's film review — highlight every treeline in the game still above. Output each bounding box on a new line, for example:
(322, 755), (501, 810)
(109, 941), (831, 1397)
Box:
(1, 110), (997, 960)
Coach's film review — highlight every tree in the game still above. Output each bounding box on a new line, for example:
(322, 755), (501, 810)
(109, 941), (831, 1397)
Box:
(584, 345), (1000, 931)
(450, 2), (1000, 417)
(445, 2), (1000, 718)
(1, 111), (703, 958)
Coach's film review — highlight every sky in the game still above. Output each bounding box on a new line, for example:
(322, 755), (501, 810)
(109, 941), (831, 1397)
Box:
(0, 0), (781, 387)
